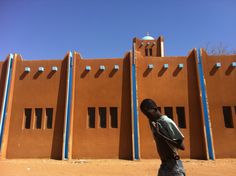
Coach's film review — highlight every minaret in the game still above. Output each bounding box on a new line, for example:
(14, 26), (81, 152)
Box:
(133, 33), (164, 57)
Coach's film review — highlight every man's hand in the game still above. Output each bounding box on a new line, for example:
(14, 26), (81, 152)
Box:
(174, 139), (185, 150)
(152, 121), (158, 128)
(152, 121), (161, 134)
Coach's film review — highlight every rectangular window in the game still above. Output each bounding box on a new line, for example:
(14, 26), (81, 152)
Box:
(223, 106), (234, 128)
(24, 108), (32, 129)
(176, 107), (186, 128)
(88, 107), (95, 128)
(35, 108), (42, 129)
(164, 107), (173, 120)
(46, 108), (53, 129)
(110, 107), (118, 128)
(99, 107), (106, 128)
(145, 48), (148, 56)
(149, 48), (152, 56)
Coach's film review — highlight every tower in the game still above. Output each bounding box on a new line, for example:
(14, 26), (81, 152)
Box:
(133, 33), (164, 57)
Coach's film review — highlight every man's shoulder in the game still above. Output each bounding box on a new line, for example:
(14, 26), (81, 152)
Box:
(158, 115), (173, 123)
(159, 115), (185, 139)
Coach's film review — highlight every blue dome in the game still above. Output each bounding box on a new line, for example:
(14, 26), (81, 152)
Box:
(142, 33), (155, 40)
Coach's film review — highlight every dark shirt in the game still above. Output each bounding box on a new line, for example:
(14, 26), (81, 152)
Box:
(149, 116), (184, 162)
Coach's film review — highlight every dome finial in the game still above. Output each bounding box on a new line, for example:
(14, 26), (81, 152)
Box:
(142, 32), (154, 40)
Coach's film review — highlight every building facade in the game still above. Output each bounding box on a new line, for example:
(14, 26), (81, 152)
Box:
(0, 35), (236, 160)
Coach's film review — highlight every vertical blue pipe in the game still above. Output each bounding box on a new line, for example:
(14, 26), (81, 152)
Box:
(63, 52), (73, 160)
(0, 54), (13, 150)
(197, 49), (214, 160)
(132, 44), (139, 160)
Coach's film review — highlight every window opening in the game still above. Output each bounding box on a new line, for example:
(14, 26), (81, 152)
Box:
(35, 108), (42, 129)
(110, 107), (118, 128)
(164, 107), (173, 120)
(24, 108), (32, 129)
(149, 48), (152, 56)
(223, 106), (234, 128)
(99, 107), (106, 128)
(145, 48), (148, 56)
(176, 107), (186, 128)
(46, 108), (53, 129)
(88, 107), (95, 128)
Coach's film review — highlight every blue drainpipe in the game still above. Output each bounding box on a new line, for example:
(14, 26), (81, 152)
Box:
(63, 52), (73, 160)
(197, 49), (214, 160)
(131, 43), (139, 160)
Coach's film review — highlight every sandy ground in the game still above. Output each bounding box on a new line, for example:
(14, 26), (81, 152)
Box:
(1, 159), (236, 176)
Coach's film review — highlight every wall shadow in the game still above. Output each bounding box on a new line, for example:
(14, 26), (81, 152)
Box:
(47, 70), (56, 79)
(187, 52), (208, 159)
(33, 71), (42, 79)
(20, 71), (29, 80)
(225, 65), (234, 75)
(143, 68), (152, 77)
(173, 67), (181, 77)
(0, 61), (8, 114)
(109, 68), (118, 77)
(80, 70), (89, 78)
(94, 69), (103, 78)
(158, 67), (167, 77)
(50, 60), (67, 159)
(119, 57), (132, 160)
(209, 66), (219, 76)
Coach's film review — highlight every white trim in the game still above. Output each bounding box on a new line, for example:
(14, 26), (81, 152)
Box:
(161, 41), (164, 57)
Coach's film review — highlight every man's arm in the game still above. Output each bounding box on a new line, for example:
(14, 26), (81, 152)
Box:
(152, 122), (185, 150)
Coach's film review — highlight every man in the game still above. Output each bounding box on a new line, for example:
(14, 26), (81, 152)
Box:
(140, 99), (186, 176)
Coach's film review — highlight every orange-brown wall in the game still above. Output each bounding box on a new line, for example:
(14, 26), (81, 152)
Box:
(5, 56), (67, 159)
(1, 37), (235, 160)
(136, 50), (207, 159)
(202, 50), (236, 158)
(71, 53), (132, 159)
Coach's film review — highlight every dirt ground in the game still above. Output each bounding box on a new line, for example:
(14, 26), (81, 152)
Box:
(1, 159), (236, 176)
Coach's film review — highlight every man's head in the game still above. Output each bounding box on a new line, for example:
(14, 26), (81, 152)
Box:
(140, 99), (161, 121)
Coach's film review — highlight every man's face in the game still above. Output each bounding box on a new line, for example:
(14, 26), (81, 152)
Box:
(141, 107), (157, 121)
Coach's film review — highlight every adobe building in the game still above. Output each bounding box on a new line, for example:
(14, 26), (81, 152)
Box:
(0, 34), (235, 160)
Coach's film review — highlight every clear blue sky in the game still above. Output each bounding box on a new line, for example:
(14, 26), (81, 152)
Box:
(0, 0), (236, 60)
